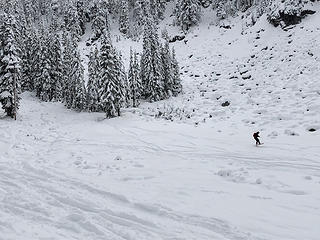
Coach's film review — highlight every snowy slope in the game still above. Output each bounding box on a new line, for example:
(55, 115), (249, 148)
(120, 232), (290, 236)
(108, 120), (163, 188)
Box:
(134, 4), (320, 138)
(1, 3), (320, 240)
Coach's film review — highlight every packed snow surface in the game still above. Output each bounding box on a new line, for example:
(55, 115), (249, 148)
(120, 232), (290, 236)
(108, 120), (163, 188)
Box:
(1, 92), (319, 240)
(1, 6), (320, 240)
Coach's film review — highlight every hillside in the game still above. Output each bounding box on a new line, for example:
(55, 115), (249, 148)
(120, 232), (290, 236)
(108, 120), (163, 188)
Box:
(0, 1), (320, 240)
(117, 3), (320, 137)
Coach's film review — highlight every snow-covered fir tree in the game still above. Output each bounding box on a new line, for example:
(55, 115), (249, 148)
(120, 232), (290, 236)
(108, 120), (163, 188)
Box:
(106, 0), (121, 15)
(161, 37), (174, 98)
(127, 49), (134, 106)
(0, 14), (21, 119)
(140, 15), (164, 102)
(34, 28), (46, 99)
(98, 33), (124, 118)
(118, 54), (129, 108)
(62, 33), (73, 105)
(21, 0), (38, 25)
(63, 34), (86, 110)
(33, 27), (63, 102)
(76, 0), (87, 35)
(47, 29), (63, 101)
(64, 3), (83, 41)
(133, 0), (144, 27)
(39, 58), (53, 102)
(175, 0), (201, 32)
(122, 66), (131, 108)
(119, 0), (130, 35)
(131, 0), (147, 39)
(171, 47), (182, 97)
(87, 46), (100, 112)
(150, 0), (167, 22)
(128, 50), (142, 107)
(213, 0), (239, 20)
(91, 0), (109, 40)
(216, 1), (228, 20)
(20, 26), (37, 91)
(71, 60), (86, 111)
(236, 0), (254, 12)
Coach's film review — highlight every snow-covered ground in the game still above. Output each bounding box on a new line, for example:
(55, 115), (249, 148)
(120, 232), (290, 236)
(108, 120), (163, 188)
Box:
(0, 92), (319, 240)
(1, 4), (320, 240)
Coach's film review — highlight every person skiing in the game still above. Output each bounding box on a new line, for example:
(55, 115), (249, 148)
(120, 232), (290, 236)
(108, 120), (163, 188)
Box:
(253, 131), (261, 146)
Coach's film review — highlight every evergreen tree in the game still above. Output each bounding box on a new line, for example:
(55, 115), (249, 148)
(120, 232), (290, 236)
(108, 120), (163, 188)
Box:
(161, 27), (169, 41)
(140, 15), (164, 102)
(20, 26), (37, 91)
(0, 15), (21, 119)
(141, 0), (152, 18)
(128, 50), (142, 107)
(76, 0), (87, 35)
(236, 0), (254, 12)
(34, 27), (47, 99)
(122, 66), (131, 108)
(106, 0), (120, 15)
(213, 0), (241, 19)
(34, 27), (63, 102)
(39, 59), (53, 102)
(22, 0), (38, 25)
(48, 29), (63, 101)
(171, 48), (182, 97)
(161, 39), (174, 97)
(63, 34), (86, 110)
(119, 0), (130, 35)
(117, 53), (128, 108)
(87, 46), (100, 112)
(62, 34), (73, 105)
(91, 0), (109, 40)
(216, 1), (228, 20)
(133, 0), (144, 27)
(150, 0), (167, 21)
(64, 3), (82, 41)
(127, 50), (134, 106)
(98, 34), (124, 118)
(72, 58), (86, 111)
(176, 0), (201, 32)
(131, 0), (146, 39)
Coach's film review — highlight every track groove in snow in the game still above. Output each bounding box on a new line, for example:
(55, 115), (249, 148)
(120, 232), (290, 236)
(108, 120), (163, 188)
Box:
(0, 161), (263, 240)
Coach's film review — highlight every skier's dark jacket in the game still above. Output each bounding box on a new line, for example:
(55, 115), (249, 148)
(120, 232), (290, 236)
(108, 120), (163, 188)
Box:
(253, 132), (260, 139)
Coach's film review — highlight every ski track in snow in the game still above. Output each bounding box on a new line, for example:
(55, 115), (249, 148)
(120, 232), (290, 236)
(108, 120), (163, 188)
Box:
(0, 162), (262, 240)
